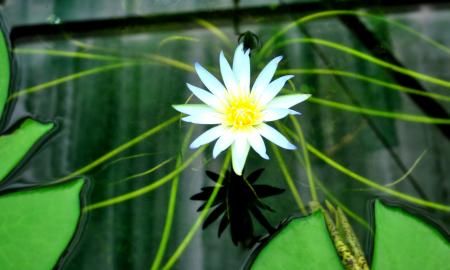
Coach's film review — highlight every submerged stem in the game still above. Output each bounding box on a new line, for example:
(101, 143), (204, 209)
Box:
(162, 152), (231, 270)
(271, 144), (308, 215)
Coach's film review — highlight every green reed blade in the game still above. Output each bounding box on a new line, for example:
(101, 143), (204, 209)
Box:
(307, 144), (450, 212)
(162, 151), (231, 270)
(385, 150), (427, 187)
(13, 48), (124, 62)
(110, 157), (174, 186)
(158, 35), (199, 48)
(58, 115), (180, 183)
(289, 116), (318, 202)
(308, 97), (450, 124)
(278, 123), (371, 231)
(83, 146), (206, 212)
(278, 68), (450, 103)
(276, 38), (450, 89)
(259, 10), (450, 59)
(195, 19), (232, 49)
(150, 156), (182, 270)
(9, 62), (138, 100)
(272, 144), (308, 215)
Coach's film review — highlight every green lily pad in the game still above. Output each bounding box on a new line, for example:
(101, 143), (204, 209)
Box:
(0, 119), (54, 182)
(371, 201), (450, 270)
(247, 211), (344, 270)
(0, 179), (85, 270)
(245, 200), (450, 270)
(0, 23), (9, 118)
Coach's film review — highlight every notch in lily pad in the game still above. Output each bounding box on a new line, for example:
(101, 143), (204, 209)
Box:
(243, 200), (450, 270)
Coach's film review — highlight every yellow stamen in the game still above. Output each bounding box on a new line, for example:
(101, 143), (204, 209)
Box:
(225, 96), (261, 130)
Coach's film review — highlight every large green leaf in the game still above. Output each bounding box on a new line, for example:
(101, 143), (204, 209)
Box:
(0, 119), (54, 182)
(371, 201), (450, 270)
(0, 179), (85, 270)
(0, 24), (9, 118)
(248, 211), (344, 270)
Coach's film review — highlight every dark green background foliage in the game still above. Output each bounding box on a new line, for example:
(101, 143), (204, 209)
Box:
(0, 0), (449, 269)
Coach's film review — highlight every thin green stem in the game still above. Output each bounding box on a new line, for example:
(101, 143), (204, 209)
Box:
(83, 146), (206, 212)
(9, 62), (138, 100)
(307, 144), (450, 212)
(150, 157), (182, 270)
(278, 68), (450, 103)
(271, 144), (308, 215)
(12, 48), (124, 62)
(278, 123), (370, 230)
(276, 38), (450, 89)
(385, 150), (427, 187)
(57, 116), (180, 183)
(309, 97), (450, 124)
(162, 152), (231, 270)
(195, 19), (232, 49)
(289, 116), (317, 202)
(158, 35), (199, 48)
(259, 10), (450, 59)
(110, 157), (174, 186)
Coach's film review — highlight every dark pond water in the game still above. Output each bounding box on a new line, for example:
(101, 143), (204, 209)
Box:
(1, 1), (449, 269)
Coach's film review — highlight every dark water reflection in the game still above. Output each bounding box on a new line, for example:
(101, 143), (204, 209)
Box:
(1, 1), (449, 269)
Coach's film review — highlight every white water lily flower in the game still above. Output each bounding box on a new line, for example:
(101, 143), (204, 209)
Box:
(173, 44), (310, 175)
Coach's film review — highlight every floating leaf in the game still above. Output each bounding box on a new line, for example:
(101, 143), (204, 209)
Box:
(371, 201), (450, 270)
(246, 211), (344, 270)
(0, 179), (85, 270)
(0, 24), (10, 118)
(245, 201), (450, 269)
(0, 118), (54, 182)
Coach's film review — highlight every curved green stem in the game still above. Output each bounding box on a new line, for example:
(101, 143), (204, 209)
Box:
(309, 97), (450, 124)
(9, 62), (139, 100)
(83, 146), (206, 212)
(162, 151), (231, 270)
(258, 10), (450, 58)
(58, 116), (180, 183)
(150, 157), (181, 270)
(278, 68), (450, 102)
(307, 144), (450, 212)
(195, 19), (232, 49)
(276, 38), (450, 89)
(272, 144), (308, 215)
(289, 116), (317, 202)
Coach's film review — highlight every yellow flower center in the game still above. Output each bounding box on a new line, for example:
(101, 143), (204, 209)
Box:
(225, 96), (261, 130)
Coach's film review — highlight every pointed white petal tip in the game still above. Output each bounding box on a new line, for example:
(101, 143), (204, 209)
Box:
(189, 142), (198, 149)
(261, 152), (270, 160)
(172, 104), (183, 113)
(286, 143), (297, 150)
(274, 55), (283, 63)
(289, 110), (301, 115)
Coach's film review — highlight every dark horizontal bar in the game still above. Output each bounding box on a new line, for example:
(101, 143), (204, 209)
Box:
(9, 0), (450, 44)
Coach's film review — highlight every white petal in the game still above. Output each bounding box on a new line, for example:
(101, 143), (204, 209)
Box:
(262, 108), (300, 122)
(256, 123), (296, 150)
(182, 113), (223, 125)
(238, 49), (251, 95)
(213, 129), (235, 158)
(232, 43), (245, 76)
(172, 104), (216, 115)
(190, 125), (226, 149)
(258, 75), (294, 106)
(195, 63), (227, 100)
(231, 133), (251, 175)
(247, 128), (269, 159)
(251, 56), (283, 100)
(266, 94), (311, 109)
(220, 51), (239, 95)
(186, 83), (224, 111)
